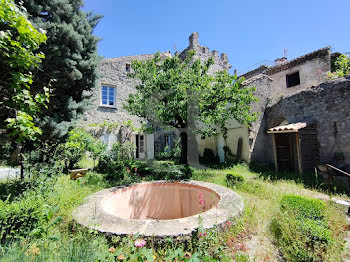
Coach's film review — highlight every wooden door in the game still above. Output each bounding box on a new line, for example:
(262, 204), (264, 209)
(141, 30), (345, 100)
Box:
(275, 133), (294, 172)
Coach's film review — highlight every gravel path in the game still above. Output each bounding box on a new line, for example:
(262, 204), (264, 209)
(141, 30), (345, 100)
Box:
(0, 167), (20, 180)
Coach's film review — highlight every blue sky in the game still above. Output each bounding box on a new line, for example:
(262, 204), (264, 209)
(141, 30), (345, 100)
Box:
(83, 0), (349, 74)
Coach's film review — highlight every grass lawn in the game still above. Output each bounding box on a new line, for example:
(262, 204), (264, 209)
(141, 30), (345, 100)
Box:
(0, 162), (349, 261)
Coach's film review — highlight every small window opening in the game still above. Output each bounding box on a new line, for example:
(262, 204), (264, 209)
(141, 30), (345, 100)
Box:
(126, 63), (131, 72)
(286, 71), (300, 88)
(202, 47), (206, 53)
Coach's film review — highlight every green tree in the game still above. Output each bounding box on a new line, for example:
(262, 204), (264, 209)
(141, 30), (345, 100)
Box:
(328, 54), (350, 79)
(124, 51), (258, 165)
(16, 0), (102, 141)
(0, 0), (49, 143)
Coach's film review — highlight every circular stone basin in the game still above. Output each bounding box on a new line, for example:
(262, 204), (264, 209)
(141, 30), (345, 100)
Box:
(73, 181), (243, 237)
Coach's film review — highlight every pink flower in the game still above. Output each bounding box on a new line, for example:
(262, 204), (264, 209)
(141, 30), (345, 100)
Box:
(134, 167), (138, 172)
(226, 221), (232, 226)
(198, 192), (203, 198)
(134, 239), (146, 248)
(198, 232), (207, 238)
(198, 198), (205, 208)
(126, 167), (131, 173)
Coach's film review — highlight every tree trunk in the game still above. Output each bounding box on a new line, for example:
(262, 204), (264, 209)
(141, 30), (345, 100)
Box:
(180, 131), (188, 165)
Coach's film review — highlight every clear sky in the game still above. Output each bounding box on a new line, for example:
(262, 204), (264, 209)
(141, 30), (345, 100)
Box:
(83, 0), (349, 74)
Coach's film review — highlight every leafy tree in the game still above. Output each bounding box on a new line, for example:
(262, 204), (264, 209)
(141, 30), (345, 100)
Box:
(328, 54), (350, 79)
(124, 51), (258, 165)
(0, 0), (49, 143)
(16, 0), (102, 141)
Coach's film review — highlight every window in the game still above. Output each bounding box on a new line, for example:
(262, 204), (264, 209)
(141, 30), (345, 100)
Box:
(286, 71), (300, 88)
(139, 135), (144, 153)
(101, 86), (116, 106)
(126, 63), (131, 72)
(164, 134), (172, 151)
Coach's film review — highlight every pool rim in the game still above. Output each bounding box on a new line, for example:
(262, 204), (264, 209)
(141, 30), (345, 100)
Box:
(72, 180), (244, 237)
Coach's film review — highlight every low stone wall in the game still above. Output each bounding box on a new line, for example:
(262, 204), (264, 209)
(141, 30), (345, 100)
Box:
(256, 76), (350, 168)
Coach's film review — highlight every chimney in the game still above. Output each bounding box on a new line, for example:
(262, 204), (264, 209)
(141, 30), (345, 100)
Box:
(189, 32), (199, 49)
(274, 57), (288, 65)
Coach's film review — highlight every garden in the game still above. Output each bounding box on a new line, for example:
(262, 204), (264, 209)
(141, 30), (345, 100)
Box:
(0, 128), (349, 261)
(1, 0), (350, 261)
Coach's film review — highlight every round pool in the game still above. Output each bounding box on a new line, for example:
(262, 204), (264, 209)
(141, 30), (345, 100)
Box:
(73, 180), (243, 237)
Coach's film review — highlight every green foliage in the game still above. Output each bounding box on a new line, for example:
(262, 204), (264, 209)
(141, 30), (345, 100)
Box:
(0, 190), (44, 244)
(0, 0), (49, 142)
(96, 142), (135, 182)
(272, 194), (345, 261)
(124, 51), (258, 163)
(328, 54), (350, 79)
(155, 138), (181, 160)
(17, 0), (102, 141)
(0, 140), (13, 165)
(226, 172), (245, 188)
(58, 128), (105, 170)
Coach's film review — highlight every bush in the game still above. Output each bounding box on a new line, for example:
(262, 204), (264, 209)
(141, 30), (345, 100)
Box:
(0, 140), (14, 166)
(226, 173), (245, 188)
(150, 163), (193, 180)
(155, 139), (181, 160)
(0, 191), (44, 244)
(272, 194), (345, 262)
(96, 142), (136, 183)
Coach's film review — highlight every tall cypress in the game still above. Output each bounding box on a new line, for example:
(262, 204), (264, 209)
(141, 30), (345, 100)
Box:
(16, 0), (102, 141)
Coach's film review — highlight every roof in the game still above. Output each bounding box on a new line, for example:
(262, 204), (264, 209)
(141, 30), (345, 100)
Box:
(267, 122), (309, 133)
(266, 47), (330, 75)
(241, 65), (269, 79)
(241, 46), (331, 79)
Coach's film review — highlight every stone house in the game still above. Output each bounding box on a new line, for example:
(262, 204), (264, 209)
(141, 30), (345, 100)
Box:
(80, 33), (230, 160)
(214, 46), (350, 174)
(80, 32), (349, 172)
(200, 46), (334, 165)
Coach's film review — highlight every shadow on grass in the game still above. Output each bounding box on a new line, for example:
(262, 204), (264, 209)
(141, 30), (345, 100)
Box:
(249, 161), (349, 196)
(0, 180), (33, 202)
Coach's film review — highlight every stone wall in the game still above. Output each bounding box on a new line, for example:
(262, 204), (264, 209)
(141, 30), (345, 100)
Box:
(80, 53), (171, 129)
(179, 32), (231, 73)
(245, 75), (273, 162)
(258, 76), (350, 169)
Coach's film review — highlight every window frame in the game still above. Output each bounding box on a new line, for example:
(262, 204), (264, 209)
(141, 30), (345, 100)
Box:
(100, 84), (117, 108)
(286, 71), (300, 88)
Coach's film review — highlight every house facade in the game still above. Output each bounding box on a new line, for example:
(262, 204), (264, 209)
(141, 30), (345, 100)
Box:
(80, 32), (349, 172)
(80, 33), (231, 160)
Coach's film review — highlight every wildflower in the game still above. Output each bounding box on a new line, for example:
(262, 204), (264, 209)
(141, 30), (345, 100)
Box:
(134, 239), (146, 248)
(108, 246), (116, 253)
(198, 232), (207, 238)
(226, 221), (232, 227)
(117, 253), (125, 260)
(198, 198), (205, 208)
(126, 167), (131, 173)
(134, 167), (138, 172)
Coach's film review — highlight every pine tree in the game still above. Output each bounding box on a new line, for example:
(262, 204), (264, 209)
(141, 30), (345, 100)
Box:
(16, 0), (102, 141)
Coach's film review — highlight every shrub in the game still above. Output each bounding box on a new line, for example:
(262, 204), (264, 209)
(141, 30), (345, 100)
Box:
(96, 142), (136, 183)
(0, 191), (44, 244)
(0, 140), (14, 166)
(147, 162), (193, 181)
(155, 139), (181, 160)
(272, 194), (345, 261)
(226, 173), (245, 188)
